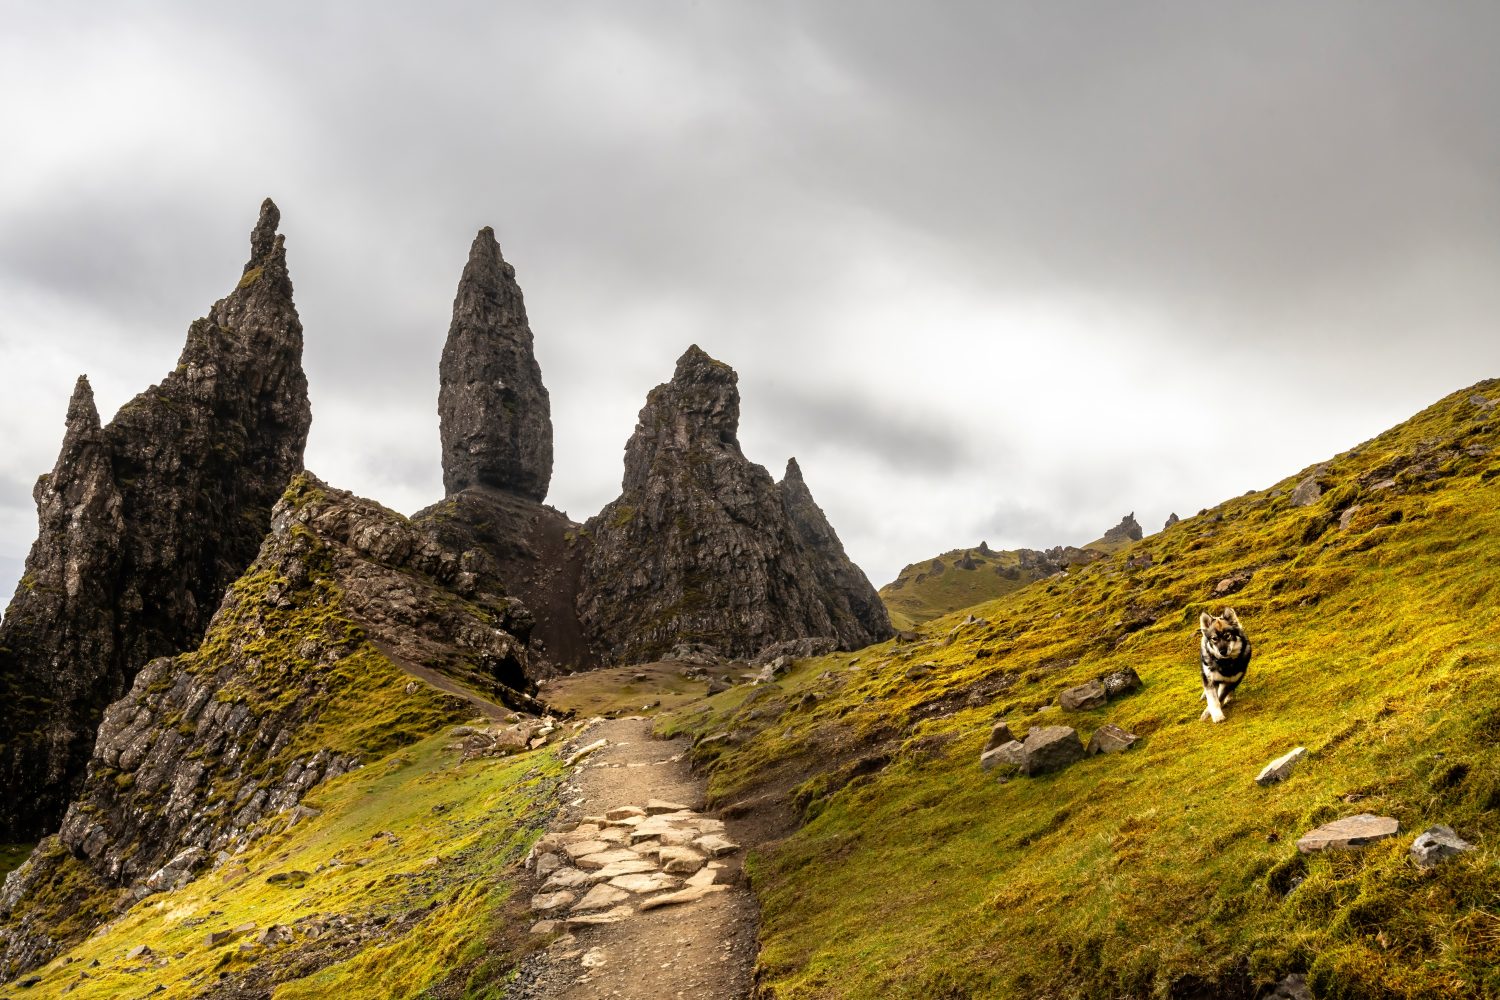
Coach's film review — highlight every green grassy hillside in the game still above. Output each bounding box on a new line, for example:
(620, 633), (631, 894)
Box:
(9, 727), (562, 999)
(880, 548), (1047, 630)
(663, 381), (1500, 999)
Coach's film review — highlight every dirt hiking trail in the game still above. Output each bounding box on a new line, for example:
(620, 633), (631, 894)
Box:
(507, 717), (758, 999)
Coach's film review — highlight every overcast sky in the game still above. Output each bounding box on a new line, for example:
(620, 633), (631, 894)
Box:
(3, 2), (1498, 604)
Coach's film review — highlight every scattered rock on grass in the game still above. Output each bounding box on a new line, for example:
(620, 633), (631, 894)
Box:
(1017, 726), (1085, 776)
(1410, 825), (1474, 868)
(1296, 814), (1399, 853)
(981, 741), (1026, 773)
(1289, 475), (1323, 507)
(1058, 679), (1106, 711)
(1256, 747), (1307, 786)
(1100, 667), (1142, 698)
(982, 722), (1015, 754)
(1086, 724), (1138, 755)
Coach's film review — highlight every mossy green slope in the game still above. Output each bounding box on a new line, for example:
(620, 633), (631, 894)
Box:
(879, 547), (1053, 631)
(12, 729), (562, 999)
(664, 381), (1500, 999)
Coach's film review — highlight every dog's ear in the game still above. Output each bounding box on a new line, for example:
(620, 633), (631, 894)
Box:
(1223, 608), (1241, 627)
(1199, 612), (1214, 631)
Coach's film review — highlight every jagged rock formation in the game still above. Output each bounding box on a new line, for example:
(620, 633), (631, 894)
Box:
(0, 200), (311, 841)
(438, 227), (553, 501)
(414, 489), (596, 670)
(1099, 512), (1143, 546)
(0, 474), (540, 979)
(422, 230), (592, 667)
(576, 345), (891, 663)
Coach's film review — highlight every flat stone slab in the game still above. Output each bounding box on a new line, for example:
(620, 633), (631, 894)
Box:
(561, 839), (611, 861)
(1297, 814), (1399, 853)
(1256, 747), (1307, 786)
(606, 806), (646, 821)
(639, 883), (729, 912)
(589, 857), (657, 881)
(575, 848), (641, 870)
(685, 867), (720, 888)
(573, 883), (632, 911)
(1410, 824), (1474, 868)
(659, 846), (706, 874)
(540, 867), (591, 891)
(530, 890), (576, 914)
(694, 834), (739, 857)
(609, 871), (681, 894)
(646, 799), (691, 814)
(629, 822), (678, 843)
(564, 905), (633, 929)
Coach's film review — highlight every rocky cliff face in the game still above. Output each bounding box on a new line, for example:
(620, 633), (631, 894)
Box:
(0, 474), (541, 979)
(0, 200), (311, 841)
(438, 227), (553, 501)
(576, 346), (892, 663)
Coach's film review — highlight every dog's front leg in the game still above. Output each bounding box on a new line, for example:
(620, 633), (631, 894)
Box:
(1203, 683), (1226, 723)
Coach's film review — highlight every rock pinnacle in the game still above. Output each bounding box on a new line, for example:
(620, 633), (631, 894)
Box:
(439, 227), (553, 501)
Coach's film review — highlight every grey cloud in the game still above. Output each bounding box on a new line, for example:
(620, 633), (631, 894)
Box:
(3, 2), (1499, 599)
(754, 384), (973, 476)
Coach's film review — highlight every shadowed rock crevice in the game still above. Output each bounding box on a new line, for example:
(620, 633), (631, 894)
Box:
(0, 199), (311, 841)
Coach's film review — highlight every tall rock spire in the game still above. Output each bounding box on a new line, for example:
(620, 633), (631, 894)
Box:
(438, 227), (553, 501)
(0, 199), (311, 840)
(576, 345), (892, 663)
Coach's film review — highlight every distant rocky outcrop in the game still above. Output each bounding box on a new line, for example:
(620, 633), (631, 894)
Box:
(0, 474), (539, 978)
(1100, 512), (1143, 546)
(576, 346), (892, 663)
(438, 227), (553, 501)
(0, 200), (311, 841)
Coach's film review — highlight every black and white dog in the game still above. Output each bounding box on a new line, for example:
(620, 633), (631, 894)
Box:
(1199, 607), (1251, 723)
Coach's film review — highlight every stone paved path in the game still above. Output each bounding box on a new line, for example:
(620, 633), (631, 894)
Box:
(507, 717), (757, 1000)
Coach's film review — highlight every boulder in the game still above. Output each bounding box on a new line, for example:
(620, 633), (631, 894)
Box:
(1289, 476), (1323, 507)
(1058, 680), (1107, 711)
(1164, 513), (1180, 529)
(982, 722), (1015, 754)
(1016, 727), (1085, 777)
(1255, 747), (1307, 786)
(1296, 814), (1399, 853)
(1214, 570), (1253, 596)
(1409, 825), (1474, 869)
(1086, 724), (1138, 755)
(1100, 668), (1142, 698)
(981, 740), (1026, 773)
